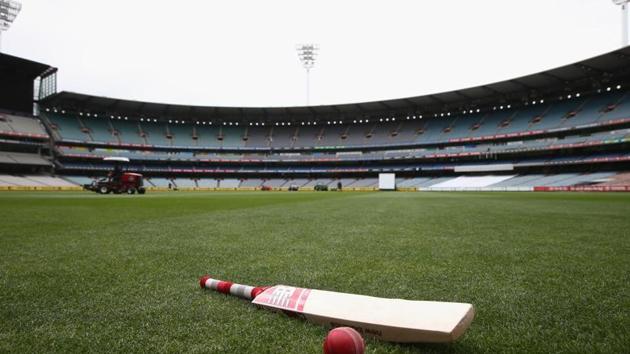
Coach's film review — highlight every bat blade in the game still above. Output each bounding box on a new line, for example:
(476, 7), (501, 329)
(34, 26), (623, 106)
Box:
(252, 285), (474, 343)
(199, 276), (474, 343)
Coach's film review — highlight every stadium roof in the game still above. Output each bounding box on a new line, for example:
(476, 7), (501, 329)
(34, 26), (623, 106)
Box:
(40, 46), (630, 123)
(0, 52), (53, 79)
(0, 53), (56, 114)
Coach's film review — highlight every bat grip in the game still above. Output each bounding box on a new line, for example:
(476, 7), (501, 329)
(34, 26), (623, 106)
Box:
(199, 275), (267, 300)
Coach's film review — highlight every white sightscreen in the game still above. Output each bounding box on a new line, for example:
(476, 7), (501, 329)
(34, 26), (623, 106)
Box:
(379, 173), (396, 190)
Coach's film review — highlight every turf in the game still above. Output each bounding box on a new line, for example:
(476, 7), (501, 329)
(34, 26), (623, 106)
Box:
(0, 191), (629, 353)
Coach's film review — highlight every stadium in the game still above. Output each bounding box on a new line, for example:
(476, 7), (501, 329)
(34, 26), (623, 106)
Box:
(1, 1), (629, 353)
(4, 47), (630, 191)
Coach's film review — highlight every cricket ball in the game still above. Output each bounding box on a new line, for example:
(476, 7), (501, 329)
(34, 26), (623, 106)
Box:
(323, 327), (365, 354)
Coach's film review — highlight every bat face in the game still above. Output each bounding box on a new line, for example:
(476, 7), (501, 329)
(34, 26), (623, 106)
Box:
(252, 285), (475, 343)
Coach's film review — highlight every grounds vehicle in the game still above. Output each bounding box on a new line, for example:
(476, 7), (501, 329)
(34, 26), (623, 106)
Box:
(288, 184), (299, 191)
(314, 183), (328, 191)
(83, 157), (146, 194)
(261, 185), (272, 191)
(84, 172), (146, 194)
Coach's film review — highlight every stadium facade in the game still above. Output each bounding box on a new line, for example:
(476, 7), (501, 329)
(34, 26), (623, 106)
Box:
(1, 48), (630, 191)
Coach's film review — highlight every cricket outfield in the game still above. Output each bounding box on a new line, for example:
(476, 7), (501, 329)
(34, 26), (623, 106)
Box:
(0, 191), (628, 353)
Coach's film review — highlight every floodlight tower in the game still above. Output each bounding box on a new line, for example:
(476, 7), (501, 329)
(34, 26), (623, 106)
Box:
(0, 0), (21, 52)
(613, 0), (630, 47)
(296, 44), (319, 105)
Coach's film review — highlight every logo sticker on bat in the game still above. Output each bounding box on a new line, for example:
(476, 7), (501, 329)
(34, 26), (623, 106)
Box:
(253, 286), (311, 312)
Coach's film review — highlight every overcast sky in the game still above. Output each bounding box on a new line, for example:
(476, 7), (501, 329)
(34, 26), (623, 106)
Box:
(2, 0), (626, 107)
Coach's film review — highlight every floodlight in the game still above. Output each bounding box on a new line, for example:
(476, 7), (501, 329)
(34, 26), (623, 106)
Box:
(0, 0), (21, 51)
(296, 44), (319, 105)
(613, 0), (630, 46)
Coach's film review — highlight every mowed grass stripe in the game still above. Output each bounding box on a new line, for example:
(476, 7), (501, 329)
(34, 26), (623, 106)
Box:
(0, 191), (628, 353)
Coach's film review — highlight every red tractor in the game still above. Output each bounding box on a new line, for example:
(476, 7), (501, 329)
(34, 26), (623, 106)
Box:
(83, 157), (146, 194)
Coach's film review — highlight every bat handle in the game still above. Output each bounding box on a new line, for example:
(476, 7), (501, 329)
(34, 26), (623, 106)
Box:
(199, 275), (268, 300)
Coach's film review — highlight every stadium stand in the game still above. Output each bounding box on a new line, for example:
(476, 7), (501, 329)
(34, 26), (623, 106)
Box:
(595, 172), (630, 186)
(218, 179), (241, 188)
(0, 114), (48, 137)
(41, 90), (630, 148)
(0, 174), (75, 187)
(147, 178), (173, 188)
(0, 152), (51, 166)
(2, 48), (630, 191)
(65, 176), (95, 185)
(430, 176), (516, 189)
(240, 179), (264, 188)
(197, 178), (219, 188)
(172, 178), (197, 188)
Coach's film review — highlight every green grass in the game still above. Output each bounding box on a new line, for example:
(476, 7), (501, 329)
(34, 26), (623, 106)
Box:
(0, 191), (629, 353)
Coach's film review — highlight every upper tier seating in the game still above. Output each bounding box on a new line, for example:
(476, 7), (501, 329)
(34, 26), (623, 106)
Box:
(110, 120), (146, 145)
(42, 89), (630, 149)
(54, 126), (630, 163)
(0, 114), (49, 137)
(46, 114), (89, 141)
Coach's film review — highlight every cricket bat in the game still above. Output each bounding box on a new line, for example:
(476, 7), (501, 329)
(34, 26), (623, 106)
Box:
(199, 275), (474, 343)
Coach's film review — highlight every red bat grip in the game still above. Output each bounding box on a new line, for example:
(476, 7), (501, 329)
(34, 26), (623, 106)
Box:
(199, 275), (267, 300)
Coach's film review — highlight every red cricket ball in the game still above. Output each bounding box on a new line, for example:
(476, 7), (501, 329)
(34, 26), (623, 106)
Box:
(323, 327), (365, 354)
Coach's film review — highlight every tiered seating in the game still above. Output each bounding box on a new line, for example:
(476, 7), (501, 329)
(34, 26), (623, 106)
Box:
(429, 175), (515, 188)
(396, 177), (432, 188)
(302, 179), (332, 187)
(218, 179), (241, 188)
(46, 114), (88, 141)
(244, 126), (269, 147)
(269, 126), (297, 148)
(0, 118), (11, 132)
(220, 127), (245, 148)
(489, 175), (545, 187)
(66, 176), (95, 185)
(81, 117), (118, 144)
(543, 173), (601, 186)
(197, 179), (219, 188)
(328, 178), (357, 187)
(111, 120), (146, 145)
(169, 124), (196, 147)
(142, 123), (171, 146)
(595, 172), (630, 186)
(0, 152), (51, 166)
(240, 179), (264, 187)
(488, 173), (616, 188)
(0, 175), (75, 187)
(0, 175), (38, 186)
(349, 178), (378, 187)
(24, 176), (76, 187)
(41, 89), (630, 150)
(285, 178), (309, 187)
(263, 179), (288, 187)
(147, 178), (173, 187)
(172, 179), (197, 188)
(600, 93), (630, 121)
(195, 126), (222, 148)
(0, 114), (48, 137)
